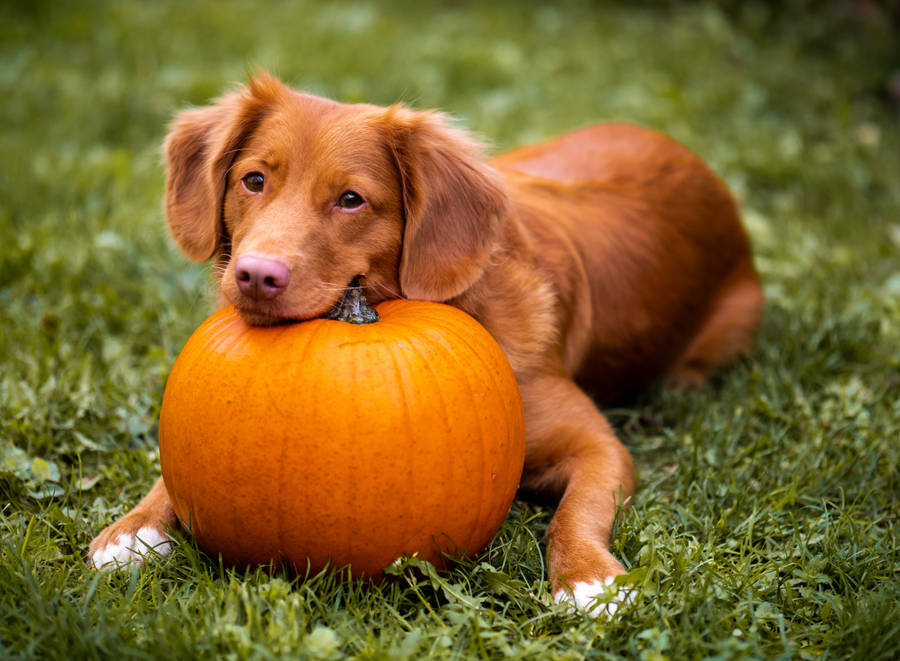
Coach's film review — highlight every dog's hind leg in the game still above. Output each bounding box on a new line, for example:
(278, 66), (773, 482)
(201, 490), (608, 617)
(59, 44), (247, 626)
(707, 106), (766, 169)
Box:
(666, 265), (764, 388)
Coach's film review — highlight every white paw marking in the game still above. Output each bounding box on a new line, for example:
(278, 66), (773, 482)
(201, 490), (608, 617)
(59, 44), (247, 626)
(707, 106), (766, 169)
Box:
(554, 577), (636, 618)
(90, 526), (174, 571)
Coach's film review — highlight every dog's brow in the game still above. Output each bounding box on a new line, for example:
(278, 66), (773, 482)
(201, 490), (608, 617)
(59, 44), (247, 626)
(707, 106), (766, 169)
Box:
(224, 153), (273, 178)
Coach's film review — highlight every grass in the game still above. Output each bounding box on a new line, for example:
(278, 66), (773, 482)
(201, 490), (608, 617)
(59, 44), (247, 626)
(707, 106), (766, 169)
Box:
(2, 0), (899, 658)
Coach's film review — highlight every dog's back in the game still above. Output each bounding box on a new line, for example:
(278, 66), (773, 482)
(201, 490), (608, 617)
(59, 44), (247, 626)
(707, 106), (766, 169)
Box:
(490, 124), (761, 401)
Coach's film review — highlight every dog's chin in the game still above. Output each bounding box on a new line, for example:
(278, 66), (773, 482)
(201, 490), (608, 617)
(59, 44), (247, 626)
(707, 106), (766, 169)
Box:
(233, 300), (336, 327)
(236, 309), (295, 327)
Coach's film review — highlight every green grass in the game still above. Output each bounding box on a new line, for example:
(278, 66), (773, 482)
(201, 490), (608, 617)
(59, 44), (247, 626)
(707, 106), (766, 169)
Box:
(2, 0), (899, 658)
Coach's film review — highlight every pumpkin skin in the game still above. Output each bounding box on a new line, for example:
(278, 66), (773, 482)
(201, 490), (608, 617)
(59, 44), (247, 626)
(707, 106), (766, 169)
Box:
(158, 300), (525, 578)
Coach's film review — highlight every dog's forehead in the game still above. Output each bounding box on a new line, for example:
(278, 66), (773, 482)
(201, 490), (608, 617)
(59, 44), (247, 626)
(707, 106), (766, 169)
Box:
(256, 91), (387, 164)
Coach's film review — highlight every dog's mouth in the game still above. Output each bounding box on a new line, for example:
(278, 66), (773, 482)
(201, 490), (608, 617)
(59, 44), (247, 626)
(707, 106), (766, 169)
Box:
(234, 276), (370, 327)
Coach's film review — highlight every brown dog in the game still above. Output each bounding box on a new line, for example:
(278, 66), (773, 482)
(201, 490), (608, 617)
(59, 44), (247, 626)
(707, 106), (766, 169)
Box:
(89, 73), (762, 615)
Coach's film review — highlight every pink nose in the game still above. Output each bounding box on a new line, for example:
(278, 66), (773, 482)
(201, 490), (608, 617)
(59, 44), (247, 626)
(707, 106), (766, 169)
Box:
(234, 255), (291, 300)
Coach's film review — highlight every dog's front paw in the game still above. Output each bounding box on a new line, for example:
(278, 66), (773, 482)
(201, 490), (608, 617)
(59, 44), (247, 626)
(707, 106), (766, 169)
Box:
(554, 576), (636, 618)
(88, 519), (174, 570)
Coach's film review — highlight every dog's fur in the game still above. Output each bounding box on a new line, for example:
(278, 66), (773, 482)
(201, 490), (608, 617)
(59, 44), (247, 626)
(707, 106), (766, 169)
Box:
(89, 73), (763, 613)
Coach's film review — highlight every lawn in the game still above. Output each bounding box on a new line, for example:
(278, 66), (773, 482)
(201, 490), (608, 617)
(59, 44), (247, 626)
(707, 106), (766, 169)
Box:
(1, 0), (899, 658)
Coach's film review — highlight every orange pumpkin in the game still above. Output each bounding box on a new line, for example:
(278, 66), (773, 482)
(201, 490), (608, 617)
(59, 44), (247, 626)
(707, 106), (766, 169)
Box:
(158, 296), (525, 578)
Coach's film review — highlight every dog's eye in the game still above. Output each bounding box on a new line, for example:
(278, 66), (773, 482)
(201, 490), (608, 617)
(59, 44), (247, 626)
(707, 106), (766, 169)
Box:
(241, 172), (265, 193)
(337, 191), (365, 210)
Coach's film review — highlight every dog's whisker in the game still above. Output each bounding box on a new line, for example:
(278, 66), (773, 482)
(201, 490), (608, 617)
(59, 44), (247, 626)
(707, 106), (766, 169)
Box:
(316, 280), (358, 292)
(316, 286), (360, 293)
(369, 281), (402, 299)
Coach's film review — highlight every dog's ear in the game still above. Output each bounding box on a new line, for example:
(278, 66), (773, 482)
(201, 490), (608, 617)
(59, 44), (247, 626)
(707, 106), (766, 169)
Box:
(385, 107), (509, 301)
(163, 73), (284, 261)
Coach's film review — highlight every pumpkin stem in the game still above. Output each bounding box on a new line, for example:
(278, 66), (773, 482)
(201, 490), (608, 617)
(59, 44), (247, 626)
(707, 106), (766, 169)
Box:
(326, 276), (380, 324)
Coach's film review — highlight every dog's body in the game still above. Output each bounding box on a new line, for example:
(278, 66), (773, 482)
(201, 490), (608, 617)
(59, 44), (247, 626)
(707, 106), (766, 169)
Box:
(90, 74), (762, 614)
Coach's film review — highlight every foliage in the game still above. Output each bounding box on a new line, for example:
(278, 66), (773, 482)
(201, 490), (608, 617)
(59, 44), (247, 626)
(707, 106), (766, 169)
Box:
(1, 0), (898, 658)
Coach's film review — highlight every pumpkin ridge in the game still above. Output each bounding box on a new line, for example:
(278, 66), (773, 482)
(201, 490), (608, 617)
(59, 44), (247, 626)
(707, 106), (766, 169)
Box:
(219, 317), (252, 560)
(174, 313), (215, 545)
(223, 322), (243, 558)
(262, 321), (313, 421)
(442, 323), (494, 556)
(280, 317), (331, 567)
(160, 335), (193, 538)
(187, 312), (242, 543)
(401, 320), (462, 562)
(344, 328), (368, 566)
(470, 322), (524, 512)
(371, 322), (419, 552)
(379, 307), (500, 557)
(406, 307), (524, 554)
(279, 323), (297, 560)
(456, 322), (498, 546)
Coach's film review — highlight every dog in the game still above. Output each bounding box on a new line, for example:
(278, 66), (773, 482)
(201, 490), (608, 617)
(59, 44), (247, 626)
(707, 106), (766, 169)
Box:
(89, 73), (763, 616)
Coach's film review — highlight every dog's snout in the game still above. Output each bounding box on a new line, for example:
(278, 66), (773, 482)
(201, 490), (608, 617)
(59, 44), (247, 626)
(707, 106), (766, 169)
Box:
(234, 255), (291, 300)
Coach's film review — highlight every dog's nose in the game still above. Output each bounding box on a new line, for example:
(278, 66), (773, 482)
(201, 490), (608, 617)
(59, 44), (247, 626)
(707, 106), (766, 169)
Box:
(234, 256), (291, 300)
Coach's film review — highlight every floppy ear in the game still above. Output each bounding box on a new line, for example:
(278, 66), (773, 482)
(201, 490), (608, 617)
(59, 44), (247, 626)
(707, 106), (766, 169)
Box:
(385, 107), (509, 301)
(163, 73), (285, 261)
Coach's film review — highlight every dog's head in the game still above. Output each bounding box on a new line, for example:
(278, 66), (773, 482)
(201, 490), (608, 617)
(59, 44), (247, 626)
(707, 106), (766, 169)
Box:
(164, 73), (508, 324)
